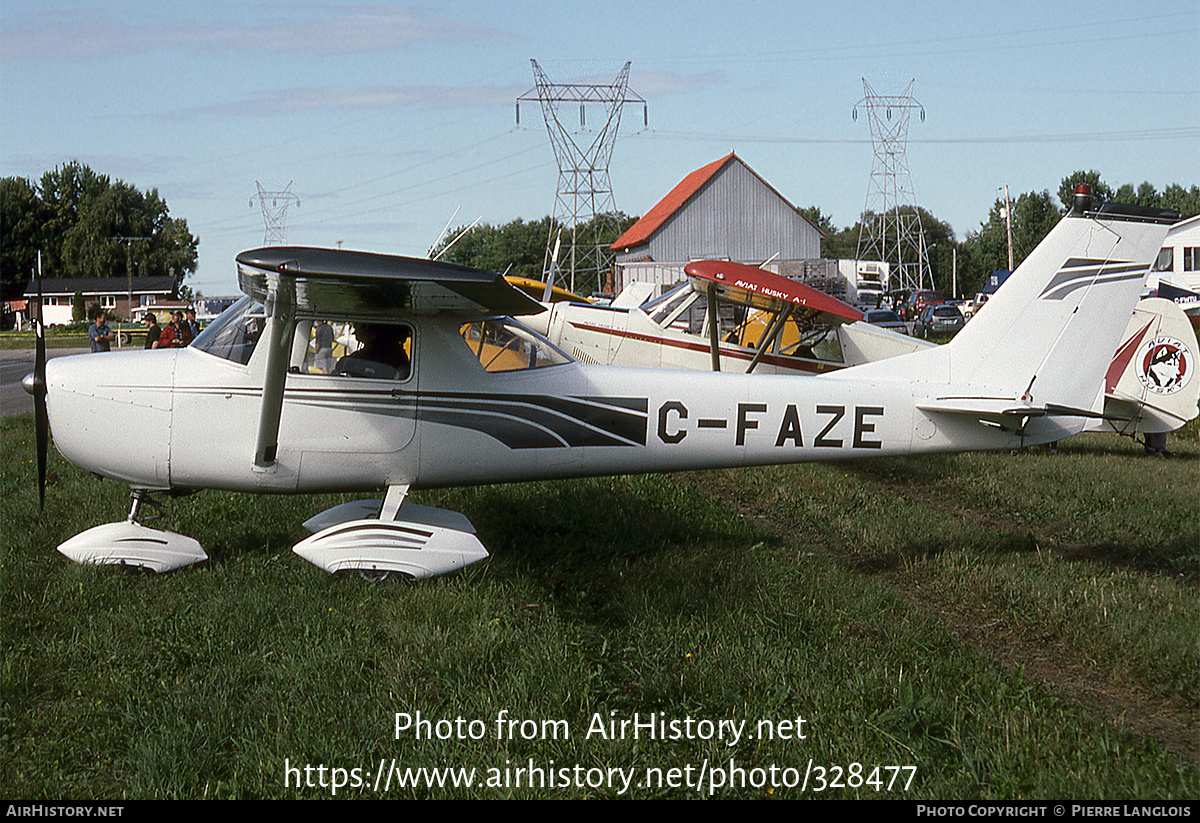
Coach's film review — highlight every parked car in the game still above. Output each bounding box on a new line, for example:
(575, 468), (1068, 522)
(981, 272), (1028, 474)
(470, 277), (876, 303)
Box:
(913, 304), (965, 338)
(862, 309), (909, 334)
(962, 293), (990, 320)
(902, 290), (944, 321)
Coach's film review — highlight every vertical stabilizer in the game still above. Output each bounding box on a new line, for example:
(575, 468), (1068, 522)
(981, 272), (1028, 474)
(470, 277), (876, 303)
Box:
(941, 194), (1175, 411)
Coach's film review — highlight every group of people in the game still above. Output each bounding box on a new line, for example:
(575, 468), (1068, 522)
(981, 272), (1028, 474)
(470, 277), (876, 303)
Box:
(143, 309), (197, 349)
(85, 308), (200, 353)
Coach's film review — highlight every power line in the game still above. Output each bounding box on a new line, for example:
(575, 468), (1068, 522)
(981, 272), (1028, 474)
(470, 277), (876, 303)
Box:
(517, 60), (647, 295)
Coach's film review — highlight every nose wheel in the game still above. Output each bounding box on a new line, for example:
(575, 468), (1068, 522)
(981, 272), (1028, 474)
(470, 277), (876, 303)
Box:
(55, 489), (208, 574)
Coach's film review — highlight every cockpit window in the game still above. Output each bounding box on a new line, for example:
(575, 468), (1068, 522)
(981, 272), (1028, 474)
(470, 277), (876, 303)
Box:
(190, 296), (265, 365)
(290, 320), (413, 381)
(460, 317), (572, 372)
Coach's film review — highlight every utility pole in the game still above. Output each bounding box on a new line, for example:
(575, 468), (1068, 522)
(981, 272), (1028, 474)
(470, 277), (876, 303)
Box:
(1001, 184), (1014, 272)
(517, 60), (646, 296)
(115, 235), (152, 317)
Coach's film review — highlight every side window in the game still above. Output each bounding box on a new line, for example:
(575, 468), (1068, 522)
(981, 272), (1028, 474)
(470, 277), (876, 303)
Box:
(296, 320), (413, 381)
(460, 318), (571, 373)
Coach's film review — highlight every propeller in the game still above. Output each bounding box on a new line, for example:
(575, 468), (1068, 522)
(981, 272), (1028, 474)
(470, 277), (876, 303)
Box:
(24, 255), (49, 508)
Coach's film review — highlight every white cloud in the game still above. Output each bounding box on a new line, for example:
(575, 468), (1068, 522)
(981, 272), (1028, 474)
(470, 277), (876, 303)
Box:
(1, 5), (518, 62)
(179, 83), (525, 118)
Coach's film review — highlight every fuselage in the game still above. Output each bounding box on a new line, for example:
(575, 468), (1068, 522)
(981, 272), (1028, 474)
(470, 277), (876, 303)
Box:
(43, 308), (1050, 497)
(43, 205), (1178, 500)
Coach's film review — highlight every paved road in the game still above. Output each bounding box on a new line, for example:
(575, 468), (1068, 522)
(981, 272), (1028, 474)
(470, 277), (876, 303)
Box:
(0, 349), (88, 417)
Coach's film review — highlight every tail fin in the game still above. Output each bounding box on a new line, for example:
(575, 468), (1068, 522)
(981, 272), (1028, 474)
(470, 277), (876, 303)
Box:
(946, 203), (1173, 411)
(841, 196), (1177, 440)
(915, 200), (1171, 404)
(1096, 296), (1199, 434)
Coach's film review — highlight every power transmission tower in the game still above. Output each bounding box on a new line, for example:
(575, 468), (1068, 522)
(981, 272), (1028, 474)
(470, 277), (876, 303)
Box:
(249, 181), (301, 246)
(517, 60), (645, 295)
(852, 79), (931, 294)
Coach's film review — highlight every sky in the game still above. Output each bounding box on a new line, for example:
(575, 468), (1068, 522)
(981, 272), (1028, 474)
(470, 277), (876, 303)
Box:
(2, 0), (1197, 297)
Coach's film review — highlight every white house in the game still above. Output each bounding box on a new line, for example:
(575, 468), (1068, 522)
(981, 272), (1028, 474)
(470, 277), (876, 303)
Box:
(1151, 214), (1200, 292)
(24, 276), (178, 326)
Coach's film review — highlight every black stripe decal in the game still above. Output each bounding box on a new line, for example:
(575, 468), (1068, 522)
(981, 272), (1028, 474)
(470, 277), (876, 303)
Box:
(1039, 258), (1147, 300)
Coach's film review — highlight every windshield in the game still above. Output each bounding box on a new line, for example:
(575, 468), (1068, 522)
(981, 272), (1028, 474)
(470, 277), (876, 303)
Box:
(190, 295), (265, 365)
(643, 281), (699, 328)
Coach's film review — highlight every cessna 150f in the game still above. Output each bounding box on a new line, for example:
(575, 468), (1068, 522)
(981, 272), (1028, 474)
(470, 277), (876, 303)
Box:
(26, 191), (1177, 577)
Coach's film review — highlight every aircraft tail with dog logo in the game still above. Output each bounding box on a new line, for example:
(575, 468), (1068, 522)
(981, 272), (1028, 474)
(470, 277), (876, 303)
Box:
(835, 186), (1177, 445)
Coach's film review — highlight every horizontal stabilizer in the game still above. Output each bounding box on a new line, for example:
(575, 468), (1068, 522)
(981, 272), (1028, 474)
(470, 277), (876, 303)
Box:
(918, 398), (1116, 420)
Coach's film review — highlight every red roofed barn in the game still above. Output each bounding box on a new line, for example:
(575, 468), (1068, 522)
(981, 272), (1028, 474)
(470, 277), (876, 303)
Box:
(610, 152), (824, 293)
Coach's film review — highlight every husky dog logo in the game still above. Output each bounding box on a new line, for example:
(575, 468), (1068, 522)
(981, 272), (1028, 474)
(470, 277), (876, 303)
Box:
(1137, 336), (1191, 395)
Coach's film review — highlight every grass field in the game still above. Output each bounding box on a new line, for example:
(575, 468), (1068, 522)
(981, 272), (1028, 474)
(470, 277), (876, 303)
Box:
(2, 414), (1197, 799)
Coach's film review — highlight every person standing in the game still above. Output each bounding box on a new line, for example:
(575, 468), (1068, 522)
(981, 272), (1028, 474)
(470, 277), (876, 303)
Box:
(172, 310), (193, 347)
(184, 308), (200, 340)
(314, 319), (335, 373)
(88, 309), (115, 352)
(143, 312), (162, 349)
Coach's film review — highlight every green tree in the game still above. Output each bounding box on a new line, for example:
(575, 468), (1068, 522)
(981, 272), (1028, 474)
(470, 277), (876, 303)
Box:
(435, 212), (638, 296)
(1159, 184), (1200, 218)
(0, 176), (48, 302)
(1060, 171), (1198, 217)
(2, 161), (198, 300)
(798, 205), (835, 236)
(435, 216), (558, 280)
(960, 189), (1062, 291)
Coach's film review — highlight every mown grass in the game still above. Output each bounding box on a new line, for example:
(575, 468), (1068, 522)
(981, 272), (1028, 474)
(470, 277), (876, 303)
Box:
(0, 330), (91, 349)
(2, 414), (1197, 799)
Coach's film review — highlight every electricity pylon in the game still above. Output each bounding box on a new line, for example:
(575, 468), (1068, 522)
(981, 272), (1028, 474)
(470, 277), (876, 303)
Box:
(517, 60), (645, 295)
(250, 181), (301, 246)
(853, 79), (931, 294)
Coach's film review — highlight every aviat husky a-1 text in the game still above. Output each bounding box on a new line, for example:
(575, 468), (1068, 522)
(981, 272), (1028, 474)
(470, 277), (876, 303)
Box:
(25, 191), (1177, 577)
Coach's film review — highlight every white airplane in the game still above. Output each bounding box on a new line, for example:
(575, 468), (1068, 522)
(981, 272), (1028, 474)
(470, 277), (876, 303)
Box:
(523, 260), (933, 376)
(25, 189), (1176, 577)
(1091, 296), (1197, 436)
(527, 262), (1197, 440)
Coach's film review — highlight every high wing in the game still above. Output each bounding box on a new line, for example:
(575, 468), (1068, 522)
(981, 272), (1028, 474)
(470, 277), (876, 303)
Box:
(235, 247), (544, 468)
(236, 246), (546, 318)
(686, 260), (865, 372)
(684, 260), (863, 325)
(504, 275), (591, 305)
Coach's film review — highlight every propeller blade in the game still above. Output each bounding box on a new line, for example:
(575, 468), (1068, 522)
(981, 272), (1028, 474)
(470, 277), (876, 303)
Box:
(34, 260), (48, 509)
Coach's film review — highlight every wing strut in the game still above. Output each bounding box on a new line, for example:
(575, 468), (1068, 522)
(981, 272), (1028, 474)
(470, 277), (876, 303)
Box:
(254, 277), (295, 468)
(707, 286), (721, 372)
(746, 305), (794, 374)
(380, 484), (410, 521)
